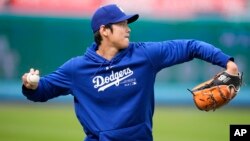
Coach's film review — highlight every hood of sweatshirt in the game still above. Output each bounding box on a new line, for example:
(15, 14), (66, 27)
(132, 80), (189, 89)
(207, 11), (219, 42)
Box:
(84, 43), (131, 77)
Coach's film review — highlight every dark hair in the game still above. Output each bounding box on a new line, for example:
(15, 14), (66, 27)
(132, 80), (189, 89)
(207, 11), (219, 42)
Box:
(94, 24), (113, 46)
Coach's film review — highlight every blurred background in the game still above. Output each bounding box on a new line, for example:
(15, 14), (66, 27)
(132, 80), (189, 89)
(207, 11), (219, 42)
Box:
(0, 0), (249, 141)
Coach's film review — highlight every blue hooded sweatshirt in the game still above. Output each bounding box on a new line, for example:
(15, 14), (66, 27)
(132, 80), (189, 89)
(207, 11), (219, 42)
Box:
(23, 40), (232, 141)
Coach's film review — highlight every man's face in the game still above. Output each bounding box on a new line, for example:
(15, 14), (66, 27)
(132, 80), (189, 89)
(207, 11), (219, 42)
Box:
(106, 20), (131, 49)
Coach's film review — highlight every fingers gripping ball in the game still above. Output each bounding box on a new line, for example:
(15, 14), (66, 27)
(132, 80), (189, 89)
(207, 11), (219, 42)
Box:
(188, 71), (243, 111)
(27, 73), (40, 85)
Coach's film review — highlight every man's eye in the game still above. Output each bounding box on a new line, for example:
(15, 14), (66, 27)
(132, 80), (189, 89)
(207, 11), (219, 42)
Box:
(119, 23), (127, 27)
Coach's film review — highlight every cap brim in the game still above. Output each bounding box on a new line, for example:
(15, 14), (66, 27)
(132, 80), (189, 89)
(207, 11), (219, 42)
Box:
(113, 14), (139, 24)
(127, 14), (139, 24)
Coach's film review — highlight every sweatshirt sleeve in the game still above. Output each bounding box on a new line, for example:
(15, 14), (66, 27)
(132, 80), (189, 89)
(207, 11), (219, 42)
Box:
(22, 58), (74, 102)
(142, 39), (233, 71)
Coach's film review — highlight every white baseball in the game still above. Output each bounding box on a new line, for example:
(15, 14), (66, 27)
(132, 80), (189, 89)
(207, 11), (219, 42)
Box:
(27, 73), (40, 85)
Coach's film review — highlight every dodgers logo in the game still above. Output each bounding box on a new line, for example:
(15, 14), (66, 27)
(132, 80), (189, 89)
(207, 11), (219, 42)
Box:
(92, 68), (133, 92)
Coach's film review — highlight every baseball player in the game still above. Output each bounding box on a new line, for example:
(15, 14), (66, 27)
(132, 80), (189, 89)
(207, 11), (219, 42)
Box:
(22, 4), (240, 141)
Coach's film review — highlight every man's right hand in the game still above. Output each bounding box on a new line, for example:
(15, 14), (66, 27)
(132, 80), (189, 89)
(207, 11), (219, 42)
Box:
(22, 68), (40, 90)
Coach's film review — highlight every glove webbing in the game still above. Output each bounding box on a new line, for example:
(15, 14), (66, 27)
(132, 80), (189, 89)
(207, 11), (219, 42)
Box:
(189, 85), (231, 111)
(211, 85), (231, 111)
(208, 91), (216, 111)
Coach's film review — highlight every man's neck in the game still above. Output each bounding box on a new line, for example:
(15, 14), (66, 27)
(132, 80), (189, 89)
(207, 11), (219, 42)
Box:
(96, 44), (119, 61)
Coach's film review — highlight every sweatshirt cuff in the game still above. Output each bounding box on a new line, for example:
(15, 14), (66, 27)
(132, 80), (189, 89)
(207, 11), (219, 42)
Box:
(22, 85), (37, 97)
(229, 57), (234, 62)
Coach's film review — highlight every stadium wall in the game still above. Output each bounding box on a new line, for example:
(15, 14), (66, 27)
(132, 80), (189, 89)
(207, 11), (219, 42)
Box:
(0, 14), (249, 105)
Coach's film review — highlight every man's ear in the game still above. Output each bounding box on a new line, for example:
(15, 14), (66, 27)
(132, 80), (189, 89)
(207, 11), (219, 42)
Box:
(99, 25), (109, 37)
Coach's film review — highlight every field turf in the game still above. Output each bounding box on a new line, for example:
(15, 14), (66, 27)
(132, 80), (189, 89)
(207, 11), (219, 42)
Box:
(0, 103), (250, 141)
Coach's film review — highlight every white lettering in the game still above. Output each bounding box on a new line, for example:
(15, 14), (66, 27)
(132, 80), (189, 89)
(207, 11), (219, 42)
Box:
(218, 75), (227, 81)
(234, 129), (241, 136)
(92, 76), (104, 88)
(234, 129), (247, 136)
(92, 68), (133, 91)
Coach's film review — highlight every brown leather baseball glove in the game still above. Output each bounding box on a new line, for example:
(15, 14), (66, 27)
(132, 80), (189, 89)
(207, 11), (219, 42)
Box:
(188, 71), (243, 111)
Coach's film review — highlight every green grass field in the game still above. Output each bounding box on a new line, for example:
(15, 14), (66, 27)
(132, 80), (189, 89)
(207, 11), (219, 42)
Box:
(0, 103), (250, 141)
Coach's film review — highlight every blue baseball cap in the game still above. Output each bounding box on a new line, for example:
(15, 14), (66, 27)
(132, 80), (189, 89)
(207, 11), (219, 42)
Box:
(91, 4), (139, 33)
